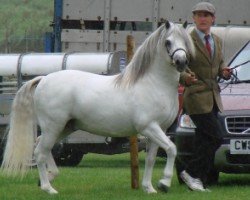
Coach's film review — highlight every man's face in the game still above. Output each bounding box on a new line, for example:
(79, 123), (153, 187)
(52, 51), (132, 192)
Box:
(193, 11), (215, 34)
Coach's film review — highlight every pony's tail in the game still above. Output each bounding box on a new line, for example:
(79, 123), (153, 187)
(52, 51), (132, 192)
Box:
(1, 76), (42, 177)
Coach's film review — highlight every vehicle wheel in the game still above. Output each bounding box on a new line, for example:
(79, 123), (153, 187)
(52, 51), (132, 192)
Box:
(0, 147), (3, 165)
(206, 168), (219, 185)
(176, 158), (219, 186)
(53, 148), (84, 167)
(175, 157), (186, 184)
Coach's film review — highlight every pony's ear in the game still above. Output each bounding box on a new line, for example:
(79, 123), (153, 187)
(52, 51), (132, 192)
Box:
(165, 20), (171, 29)
(183, 21), (188, 29)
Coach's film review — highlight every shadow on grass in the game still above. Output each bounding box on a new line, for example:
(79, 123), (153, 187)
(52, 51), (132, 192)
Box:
(78, 158), (144, 168)
(217, 174), (250, 187)
(76, 153), (166, 169)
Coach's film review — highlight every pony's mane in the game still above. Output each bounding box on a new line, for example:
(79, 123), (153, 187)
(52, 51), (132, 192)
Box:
(115, 25), (165, 87)
(115, 23), (195, 87)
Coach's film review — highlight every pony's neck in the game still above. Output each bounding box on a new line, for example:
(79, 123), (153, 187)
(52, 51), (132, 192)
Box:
(150, 54), (180, 84)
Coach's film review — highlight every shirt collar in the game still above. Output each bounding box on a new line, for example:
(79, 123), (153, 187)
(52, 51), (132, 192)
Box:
(195, 28), (211, 41)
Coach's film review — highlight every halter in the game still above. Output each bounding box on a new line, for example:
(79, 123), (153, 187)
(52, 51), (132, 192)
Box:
(168, 48), (188, 60)
(167, 48), (190, 68)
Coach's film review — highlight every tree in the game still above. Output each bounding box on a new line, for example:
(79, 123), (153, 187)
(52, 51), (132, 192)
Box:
(0, 0), (53, 52)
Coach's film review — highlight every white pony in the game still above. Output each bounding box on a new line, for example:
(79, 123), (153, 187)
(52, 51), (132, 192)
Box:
(1, 21), (194, 194)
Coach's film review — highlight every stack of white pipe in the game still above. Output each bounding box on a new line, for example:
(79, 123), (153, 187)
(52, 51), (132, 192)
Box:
(0, 52), (114, 76)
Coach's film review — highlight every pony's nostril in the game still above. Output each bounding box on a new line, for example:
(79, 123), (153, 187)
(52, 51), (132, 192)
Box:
(175, 59), (188, 67)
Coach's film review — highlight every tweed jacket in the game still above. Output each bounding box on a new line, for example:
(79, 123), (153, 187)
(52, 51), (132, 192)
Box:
(179, 29), (226, 115)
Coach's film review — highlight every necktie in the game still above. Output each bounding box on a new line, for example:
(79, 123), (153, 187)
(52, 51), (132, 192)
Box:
(204, 35), (212, 57)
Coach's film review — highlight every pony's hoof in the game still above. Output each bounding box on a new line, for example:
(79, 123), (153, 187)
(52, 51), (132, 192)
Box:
(48, 188), (58, 195)
(41, 186), (58, 194)
(157, 182), (169, 193)
(142, 185), (157, 194)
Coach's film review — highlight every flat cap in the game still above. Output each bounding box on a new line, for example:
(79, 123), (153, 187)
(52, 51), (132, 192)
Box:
(192, 2), (215, 15)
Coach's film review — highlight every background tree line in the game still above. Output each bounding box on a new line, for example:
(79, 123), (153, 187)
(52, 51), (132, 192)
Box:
(0, 0), (53, 53)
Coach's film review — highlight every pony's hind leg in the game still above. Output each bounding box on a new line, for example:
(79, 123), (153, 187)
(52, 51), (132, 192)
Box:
(36, 136), (59, 183)
(34, 132), (60, 194)
(46, 152), (59, 182)
(142, 140), (159, 193)
(141, 122), (177, 193)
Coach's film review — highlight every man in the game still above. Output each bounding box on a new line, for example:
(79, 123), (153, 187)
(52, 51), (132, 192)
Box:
(179, 2), (231, 192)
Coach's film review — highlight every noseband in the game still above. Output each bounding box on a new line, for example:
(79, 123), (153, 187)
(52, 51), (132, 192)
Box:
(168, 48), (188, 60)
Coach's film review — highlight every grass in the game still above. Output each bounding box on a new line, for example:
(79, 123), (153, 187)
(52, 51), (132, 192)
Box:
(1, 152), (250, 200)
(0, 0), (53, 53)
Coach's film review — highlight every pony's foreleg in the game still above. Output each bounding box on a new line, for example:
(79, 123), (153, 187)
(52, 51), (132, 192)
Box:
(157, 138), (176, 192)
(141, 122), (177, 193)
(34, 134), (59, 194)
(142, 140), (159, 193)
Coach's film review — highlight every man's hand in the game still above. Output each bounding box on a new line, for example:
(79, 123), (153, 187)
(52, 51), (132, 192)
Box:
(185, 72), (197, 85)
(222, 67), (232, 79)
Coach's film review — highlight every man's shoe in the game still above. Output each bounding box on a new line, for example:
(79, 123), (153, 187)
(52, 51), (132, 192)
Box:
(180, 170), (207, 192)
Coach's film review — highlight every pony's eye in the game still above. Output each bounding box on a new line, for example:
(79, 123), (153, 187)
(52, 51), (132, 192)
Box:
(165, 40), (171, 48)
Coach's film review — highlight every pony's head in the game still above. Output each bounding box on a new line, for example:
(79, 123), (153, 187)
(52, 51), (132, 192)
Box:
(158, 20), (195, 72)
(115, 21), (195, 87)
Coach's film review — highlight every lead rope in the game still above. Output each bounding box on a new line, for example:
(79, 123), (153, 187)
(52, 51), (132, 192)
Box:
(219, 60), (250, 91)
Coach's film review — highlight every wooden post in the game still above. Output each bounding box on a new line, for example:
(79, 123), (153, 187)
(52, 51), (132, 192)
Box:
(127, 35), (139, 189)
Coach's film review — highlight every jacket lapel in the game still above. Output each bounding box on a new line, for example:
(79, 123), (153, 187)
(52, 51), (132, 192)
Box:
(191, 29), (212, 63)
(211, 33), (220, 64)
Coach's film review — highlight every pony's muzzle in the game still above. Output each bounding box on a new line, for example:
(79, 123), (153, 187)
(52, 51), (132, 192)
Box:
(171, 48), (188, 72)
(174, 58), (188, 72)
(175, 60), (188, 72)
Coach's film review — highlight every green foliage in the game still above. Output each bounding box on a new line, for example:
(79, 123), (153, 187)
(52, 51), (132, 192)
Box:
(0, 0), (53, 52)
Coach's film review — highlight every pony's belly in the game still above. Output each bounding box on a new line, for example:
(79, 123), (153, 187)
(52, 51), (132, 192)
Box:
(74, 116), (136, 137)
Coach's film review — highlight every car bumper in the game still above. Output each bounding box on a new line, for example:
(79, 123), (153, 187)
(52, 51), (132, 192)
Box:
(175, 128), (250, 173)
(215, 144), (250, 173)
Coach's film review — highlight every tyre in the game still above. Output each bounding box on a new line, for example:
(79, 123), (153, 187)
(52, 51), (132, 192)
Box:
(206, 168), (219, 185)
(0, 147), (3, 165)
(176, 157), (219, 185)
(52, 148), (83, 167)
(175, 157), (187, 184)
